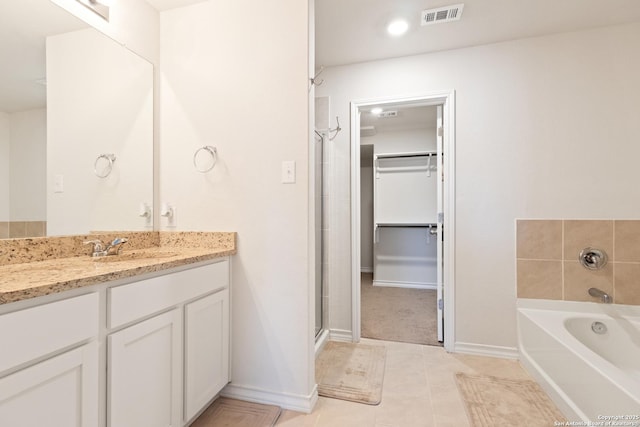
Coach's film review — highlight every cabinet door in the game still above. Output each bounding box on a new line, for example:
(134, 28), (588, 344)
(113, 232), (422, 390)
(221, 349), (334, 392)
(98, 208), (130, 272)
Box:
(0, 342), (99, 427)
(108, 309), (181, 427)
(184, 289), (229, 422)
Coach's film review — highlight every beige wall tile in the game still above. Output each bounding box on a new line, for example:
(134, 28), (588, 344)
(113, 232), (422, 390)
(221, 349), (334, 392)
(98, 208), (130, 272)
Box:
(564, 261), (613, 302)
(613, 263), (640, 305)
(614, 220), (640, 262)
(564, 220), (613, 262)
(517, 260), (562, 299)
(8, 221), (26, 238)
(25, 221), (45, 238)
(0, 222), (8, 239)
(516, 220), (562, 260)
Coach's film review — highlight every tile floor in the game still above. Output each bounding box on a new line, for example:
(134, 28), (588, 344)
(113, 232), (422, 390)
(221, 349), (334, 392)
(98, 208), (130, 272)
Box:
(275, 338), (539, 427)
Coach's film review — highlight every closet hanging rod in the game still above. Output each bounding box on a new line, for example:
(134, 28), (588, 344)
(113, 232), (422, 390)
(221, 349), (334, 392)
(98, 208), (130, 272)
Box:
(375, 151), (436, 159)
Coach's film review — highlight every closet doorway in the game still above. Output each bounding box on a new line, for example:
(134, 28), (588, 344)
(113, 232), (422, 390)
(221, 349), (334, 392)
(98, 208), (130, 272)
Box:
(350, 93), (456, 351)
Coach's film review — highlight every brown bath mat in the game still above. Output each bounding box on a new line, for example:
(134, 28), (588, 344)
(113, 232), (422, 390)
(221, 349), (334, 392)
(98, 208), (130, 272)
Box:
(190, 397), (281, 427)
(316, 341), (386, 405)
(455, 373), (566, 426)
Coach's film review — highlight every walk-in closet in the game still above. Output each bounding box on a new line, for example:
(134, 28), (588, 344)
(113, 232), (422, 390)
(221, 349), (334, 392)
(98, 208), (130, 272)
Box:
(360, 104), (444, 346)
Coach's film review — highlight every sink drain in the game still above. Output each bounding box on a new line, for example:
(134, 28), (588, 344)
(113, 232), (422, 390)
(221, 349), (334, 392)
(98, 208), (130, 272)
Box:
(591, 321), (607, 335)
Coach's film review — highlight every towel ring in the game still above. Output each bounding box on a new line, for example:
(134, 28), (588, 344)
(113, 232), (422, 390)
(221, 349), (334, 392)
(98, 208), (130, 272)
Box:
(193, 146), (217, 173)
(94, 154), (116, 178)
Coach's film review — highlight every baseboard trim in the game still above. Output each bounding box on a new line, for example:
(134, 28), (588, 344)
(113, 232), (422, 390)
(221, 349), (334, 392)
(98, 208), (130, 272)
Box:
(361, 267), (373, 273)
(221, 383), (318, 413)
(454, 342), (519, 359)
(314, 329), (330, 357)
(372, 280), (436, 290)
(328, 329), (353, 342)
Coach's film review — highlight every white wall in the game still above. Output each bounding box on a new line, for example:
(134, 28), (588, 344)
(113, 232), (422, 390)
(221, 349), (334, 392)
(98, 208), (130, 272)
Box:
(9, 109), (46, 221)
(317, 22), (640, 350)
(366, 128), (436, 155)
(159, 0), (314, 411)
(51, 0), (159, 65)
(47, 28), (153, 235)
(0, 113), (9, 221)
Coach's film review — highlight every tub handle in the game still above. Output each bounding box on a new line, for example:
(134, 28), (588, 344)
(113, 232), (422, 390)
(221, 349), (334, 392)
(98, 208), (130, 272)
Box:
(579, 248), (607, 270)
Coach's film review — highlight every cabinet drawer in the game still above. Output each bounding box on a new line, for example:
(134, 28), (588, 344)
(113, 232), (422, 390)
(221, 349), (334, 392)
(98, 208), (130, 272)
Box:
(108, 259), (228, 329)
(0, 293), (99, 374)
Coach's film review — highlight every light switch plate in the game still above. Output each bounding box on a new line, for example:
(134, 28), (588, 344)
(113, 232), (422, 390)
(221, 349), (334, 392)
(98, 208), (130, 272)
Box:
(54, 174), (64, 193)
(282, 161), (296, 184)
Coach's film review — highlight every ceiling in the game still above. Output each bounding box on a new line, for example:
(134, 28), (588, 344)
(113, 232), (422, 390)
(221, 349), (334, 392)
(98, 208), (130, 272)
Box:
(6, 0), (640, 113)
(315, 0), (640, 67)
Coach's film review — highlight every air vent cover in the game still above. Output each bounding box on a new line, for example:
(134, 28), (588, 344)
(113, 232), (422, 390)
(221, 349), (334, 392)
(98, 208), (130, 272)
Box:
(379, 111), (398, 118)
(421, 3), (464, 26)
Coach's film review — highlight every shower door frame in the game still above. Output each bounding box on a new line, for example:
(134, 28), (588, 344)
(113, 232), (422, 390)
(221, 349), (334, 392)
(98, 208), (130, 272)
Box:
(349, 91), (456, 351)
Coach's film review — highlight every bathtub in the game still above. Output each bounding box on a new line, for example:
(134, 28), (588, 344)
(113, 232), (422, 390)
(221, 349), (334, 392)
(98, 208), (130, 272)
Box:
(517, 299), (640, 421)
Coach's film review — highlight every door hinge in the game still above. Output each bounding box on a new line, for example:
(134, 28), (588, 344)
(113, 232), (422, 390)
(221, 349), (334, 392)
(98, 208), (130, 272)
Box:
(437, 127), (443, 137)
(438, 299), (443, 310)
(437, 212), (444, 223)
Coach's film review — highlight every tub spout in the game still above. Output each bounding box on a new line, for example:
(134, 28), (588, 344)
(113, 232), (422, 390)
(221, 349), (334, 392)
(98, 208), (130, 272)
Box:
(588, 287), (612, 304)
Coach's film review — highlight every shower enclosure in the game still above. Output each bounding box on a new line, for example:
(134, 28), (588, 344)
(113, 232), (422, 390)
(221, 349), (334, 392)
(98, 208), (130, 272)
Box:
(314, 131), (325, 337)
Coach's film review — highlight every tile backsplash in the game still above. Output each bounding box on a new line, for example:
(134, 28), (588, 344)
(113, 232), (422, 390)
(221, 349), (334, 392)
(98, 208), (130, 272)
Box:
(516, 219), (640, 305)
(0, 221), (47, 239)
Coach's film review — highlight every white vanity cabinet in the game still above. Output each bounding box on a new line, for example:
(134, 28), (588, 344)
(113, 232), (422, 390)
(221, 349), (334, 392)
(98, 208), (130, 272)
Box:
(0, 293), (100, 427)
(184, 288), (230, 421)
(106, 258), (231, 427)
(0, 256), (231, 427)
(108, 309), (182, 427)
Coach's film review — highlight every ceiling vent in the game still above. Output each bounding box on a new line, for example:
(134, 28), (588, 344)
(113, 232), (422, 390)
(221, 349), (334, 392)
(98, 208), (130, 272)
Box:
(379, 111), (398, 118)
(421, 4), (464, 26)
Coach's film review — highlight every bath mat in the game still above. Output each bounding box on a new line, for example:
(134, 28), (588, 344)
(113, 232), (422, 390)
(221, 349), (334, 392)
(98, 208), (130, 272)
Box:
(455, 373), (566, 426)
(361, 273), (442, 346)
(316, 341), (386, 405)
(189, 397), (281, 427)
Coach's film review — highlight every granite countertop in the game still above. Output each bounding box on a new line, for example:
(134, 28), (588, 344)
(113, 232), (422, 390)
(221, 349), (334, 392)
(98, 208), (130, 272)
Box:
(0, 232), (236, 305)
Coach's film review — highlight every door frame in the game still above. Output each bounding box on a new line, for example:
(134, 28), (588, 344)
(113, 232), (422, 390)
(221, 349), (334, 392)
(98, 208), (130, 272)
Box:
(349, 90), (456, 351)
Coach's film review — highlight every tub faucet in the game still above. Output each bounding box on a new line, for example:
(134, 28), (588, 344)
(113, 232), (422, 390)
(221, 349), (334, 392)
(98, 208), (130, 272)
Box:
(588, 287), (612, 304)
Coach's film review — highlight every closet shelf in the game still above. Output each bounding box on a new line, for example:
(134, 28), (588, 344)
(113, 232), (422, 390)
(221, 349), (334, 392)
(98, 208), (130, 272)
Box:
(376, 222), (437, 228)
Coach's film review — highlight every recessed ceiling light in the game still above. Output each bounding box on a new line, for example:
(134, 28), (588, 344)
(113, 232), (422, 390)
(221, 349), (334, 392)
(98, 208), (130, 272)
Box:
(371, 107), (383, 115)
(387, 19), (409, 36)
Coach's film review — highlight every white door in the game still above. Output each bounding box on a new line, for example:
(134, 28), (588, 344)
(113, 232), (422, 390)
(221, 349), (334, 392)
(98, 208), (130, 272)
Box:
(436, 105), (445, 342)
(184, 289), (230, 423)
(108, 309), (181, 427)
(0, 342), (99, 427)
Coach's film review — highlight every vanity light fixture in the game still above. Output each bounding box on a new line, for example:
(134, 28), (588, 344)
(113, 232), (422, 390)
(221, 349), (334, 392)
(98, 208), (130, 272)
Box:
(371, 107), (383, 115)
(387, 19), (409, 36)
(75, 0), (110, 21)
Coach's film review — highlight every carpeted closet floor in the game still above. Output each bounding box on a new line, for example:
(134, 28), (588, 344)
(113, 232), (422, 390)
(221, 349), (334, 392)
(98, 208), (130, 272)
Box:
(361, 273), (442, 346)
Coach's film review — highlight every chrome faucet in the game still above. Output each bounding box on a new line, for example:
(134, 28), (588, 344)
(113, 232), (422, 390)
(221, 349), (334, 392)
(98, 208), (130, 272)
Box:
(84, 237), (128, 257)
(588, 287), (612, 304)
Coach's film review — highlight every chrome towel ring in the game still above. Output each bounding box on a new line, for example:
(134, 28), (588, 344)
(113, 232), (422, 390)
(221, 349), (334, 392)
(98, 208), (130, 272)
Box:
(193, 146), (217, 173)
(94, 154), (116, 178)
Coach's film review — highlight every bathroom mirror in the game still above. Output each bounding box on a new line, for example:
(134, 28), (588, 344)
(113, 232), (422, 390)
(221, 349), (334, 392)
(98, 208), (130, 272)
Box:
(0, 0), (153, 238)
